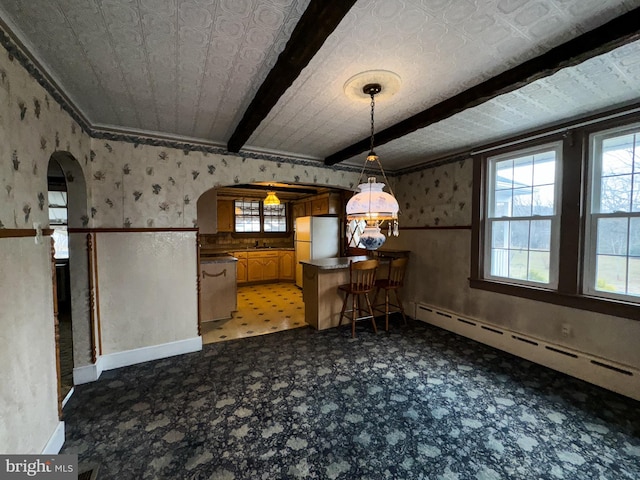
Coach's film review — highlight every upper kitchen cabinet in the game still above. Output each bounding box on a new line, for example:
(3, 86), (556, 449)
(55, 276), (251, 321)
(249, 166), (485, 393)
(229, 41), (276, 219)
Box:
(311, 193), (341, 215)
(293, 192), (342, 220)
(292, 201), (309, 220)
(217, 200), (234, 232)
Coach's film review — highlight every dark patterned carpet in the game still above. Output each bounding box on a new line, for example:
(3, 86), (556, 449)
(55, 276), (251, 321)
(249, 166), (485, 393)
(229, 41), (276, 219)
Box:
(61, 320), (640, 479)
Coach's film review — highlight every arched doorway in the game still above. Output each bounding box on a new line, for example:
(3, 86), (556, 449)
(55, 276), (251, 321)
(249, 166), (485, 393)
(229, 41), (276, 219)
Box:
(47, 157), (72, 400)
(196, 182), (350, 344)
(47, 151), (89, 405)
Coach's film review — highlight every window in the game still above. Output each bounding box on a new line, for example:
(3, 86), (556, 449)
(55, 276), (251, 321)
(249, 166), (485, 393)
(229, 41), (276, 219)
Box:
(346, 219), (366, 248)
(586, 125), (640, 300)
(263, 204), (287, 232)
(234, 200), (287, 233)
(471, 109), (640, 320)
(235, 200), (261, 232)
(48, 190), (68, 259)
(485, 144), (561, 287)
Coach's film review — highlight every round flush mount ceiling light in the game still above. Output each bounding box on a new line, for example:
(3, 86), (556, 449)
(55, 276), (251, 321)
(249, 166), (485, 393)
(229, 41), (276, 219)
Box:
(343, 70), (401, 102)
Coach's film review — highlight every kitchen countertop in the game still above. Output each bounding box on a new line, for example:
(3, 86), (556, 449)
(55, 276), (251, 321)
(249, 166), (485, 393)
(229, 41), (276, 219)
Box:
(201, 246), (294, 256)
(200, 255), (237, 264)
(299, 256), (370, 270)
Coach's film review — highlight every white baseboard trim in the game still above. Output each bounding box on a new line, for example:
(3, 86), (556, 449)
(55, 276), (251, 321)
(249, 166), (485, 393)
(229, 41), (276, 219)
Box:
(415, 302), (640, 401)
(42, 421), (65, 454)
(61, 387), (74, 409)
(72, 337), (202, 384)
(100, 336), (202, 372)
(73, 356), (105, 385)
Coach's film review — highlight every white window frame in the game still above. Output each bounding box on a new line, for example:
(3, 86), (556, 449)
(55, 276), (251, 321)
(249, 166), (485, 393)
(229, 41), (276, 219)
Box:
(484, 142), (563, 288)
(585, 123), (640, 301)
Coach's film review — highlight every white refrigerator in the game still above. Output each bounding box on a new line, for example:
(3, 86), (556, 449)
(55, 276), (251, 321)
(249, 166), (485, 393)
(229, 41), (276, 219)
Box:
(295, 216), (340, 288)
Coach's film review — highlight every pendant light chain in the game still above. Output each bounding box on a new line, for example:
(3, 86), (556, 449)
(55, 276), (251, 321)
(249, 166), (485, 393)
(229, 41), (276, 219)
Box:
(369, 89), (397, 204)
(370, 91), (376, 154)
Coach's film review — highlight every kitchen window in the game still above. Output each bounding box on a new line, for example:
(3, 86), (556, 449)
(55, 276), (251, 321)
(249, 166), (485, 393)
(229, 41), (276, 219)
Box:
(585, 125), (640, 301)
(234, 200), (287, 233)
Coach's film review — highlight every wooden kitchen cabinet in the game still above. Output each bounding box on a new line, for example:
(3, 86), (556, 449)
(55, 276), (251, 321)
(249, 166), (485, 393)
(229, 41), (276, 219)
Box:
(233, 251), (248, 284)
(293, 193), (342, 218)
(311, 193), (342, 215)
(263, 256), (279, 280)
(247, 251), (279, 282)
(247, 258), (264, 282)
(234, 249), (295, 284)
(217, 199), (234, 232)
(311, 196), (329, 215)
(291, 201), (310, 224)
(279, 250), (295, 281)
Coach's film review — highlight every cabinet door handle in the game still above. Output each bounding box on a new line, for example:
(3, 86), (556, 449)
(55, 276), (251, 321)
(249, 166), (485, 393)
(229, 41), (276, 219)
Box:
(203, 269), (226, 278)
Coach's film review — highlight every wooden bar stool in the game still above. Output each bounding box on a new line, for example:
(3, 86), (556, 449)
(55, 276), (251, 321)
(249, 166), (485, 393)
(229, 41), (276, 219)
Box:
(338, 259), (379, 338)
(374, 257), (408, 331)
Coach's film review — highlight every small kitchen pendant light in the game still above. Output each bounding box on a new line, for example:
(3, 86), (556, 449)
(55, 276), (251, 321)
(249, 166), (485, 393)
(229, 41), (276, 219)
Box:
(263, 190), (280, 206)
(346, 80), (399, 250)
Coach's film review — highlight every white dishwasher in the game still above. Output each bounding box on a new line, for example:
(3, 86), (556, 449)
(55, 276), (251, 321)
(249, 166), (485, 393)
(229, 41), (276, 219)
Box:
(200, 256), (237, 322)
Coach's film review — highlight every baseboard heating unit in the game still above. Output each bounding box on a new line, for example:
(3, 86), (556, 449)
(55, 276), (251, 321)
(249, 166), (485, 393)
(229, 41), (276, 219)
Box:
(415, 303), (640, 401)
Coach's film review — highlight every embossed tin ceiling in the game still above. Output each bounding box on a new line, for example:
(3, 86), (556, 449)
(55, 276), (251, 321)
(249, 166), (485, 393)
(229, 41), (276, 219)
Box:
(0, 0), (639, 171)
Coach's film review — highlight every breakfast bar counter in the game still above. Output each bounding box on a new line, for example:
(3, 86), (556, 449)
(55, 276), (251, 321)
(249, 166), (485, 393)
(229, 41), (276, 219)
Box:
(300, 256), (370, 330)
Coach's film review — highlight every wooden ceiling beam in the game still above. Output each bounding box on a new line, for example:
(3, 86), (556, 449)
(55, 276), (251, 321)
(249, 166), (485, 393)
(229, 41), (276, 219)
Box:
(324, 7), (640, 166)
(227, 0), (357, 153)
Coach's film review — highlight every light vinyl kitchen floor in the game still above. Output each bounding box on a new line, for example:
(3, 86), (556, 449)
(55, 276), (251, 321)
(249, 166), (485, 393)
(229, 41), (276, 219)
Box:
(201, 282), (307, 344)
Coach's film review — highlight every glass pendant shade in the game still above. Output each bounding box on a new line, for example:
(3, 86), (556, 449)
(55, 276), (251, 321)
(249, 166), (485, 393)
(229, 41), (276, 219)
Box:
(346, 177), (399, 222)
(263, 191), (280, 206)
(346, 177), (399, 250)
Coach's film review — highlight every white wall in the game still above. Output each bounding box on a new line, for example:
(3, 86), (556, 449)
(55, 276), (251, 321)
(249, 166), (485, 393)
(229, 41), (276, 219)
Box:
(0, 237), (59, 453)
(96, 231), (199, 354)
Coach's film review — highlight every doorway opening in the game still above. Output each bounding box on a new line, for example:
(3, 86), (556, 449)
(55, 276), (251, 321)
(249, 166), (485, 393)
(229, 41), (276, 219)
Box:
(47, 157), (73, 400)
(197, 182), (350, 344)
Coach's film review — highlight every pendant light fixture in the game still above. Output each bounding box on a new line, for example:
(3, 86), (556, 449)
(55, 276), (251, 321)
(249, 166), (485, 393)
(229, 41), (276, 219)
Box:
(263, 190), (280, 206)
(345, 74), (400, 250)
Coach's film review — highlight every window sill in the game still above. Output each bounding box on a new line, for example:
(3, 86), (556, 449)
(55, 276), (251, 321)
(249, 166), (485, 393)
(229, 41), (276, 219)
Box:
(469, 278), (640, 321)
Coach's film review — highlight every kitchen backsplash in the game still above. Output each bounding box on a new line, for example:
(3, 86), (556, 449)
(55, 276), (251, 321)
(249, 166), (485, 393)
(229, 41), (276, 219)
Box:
(200, 232), (294, 250)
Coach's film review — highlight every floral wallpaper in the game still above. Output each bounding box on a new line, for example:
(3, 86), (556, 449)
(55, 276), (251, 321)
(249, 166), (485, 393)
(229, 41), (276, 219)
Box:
(0, 45), (90, 230)
(393, 158), (473, 228)
(87, 142), (363, 228)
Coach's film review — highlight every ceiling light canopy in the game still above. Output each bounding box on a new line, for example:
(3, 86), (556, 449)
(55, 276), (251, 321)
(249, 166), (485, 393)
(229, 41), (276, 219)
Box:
(345, 77), (400, 251)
